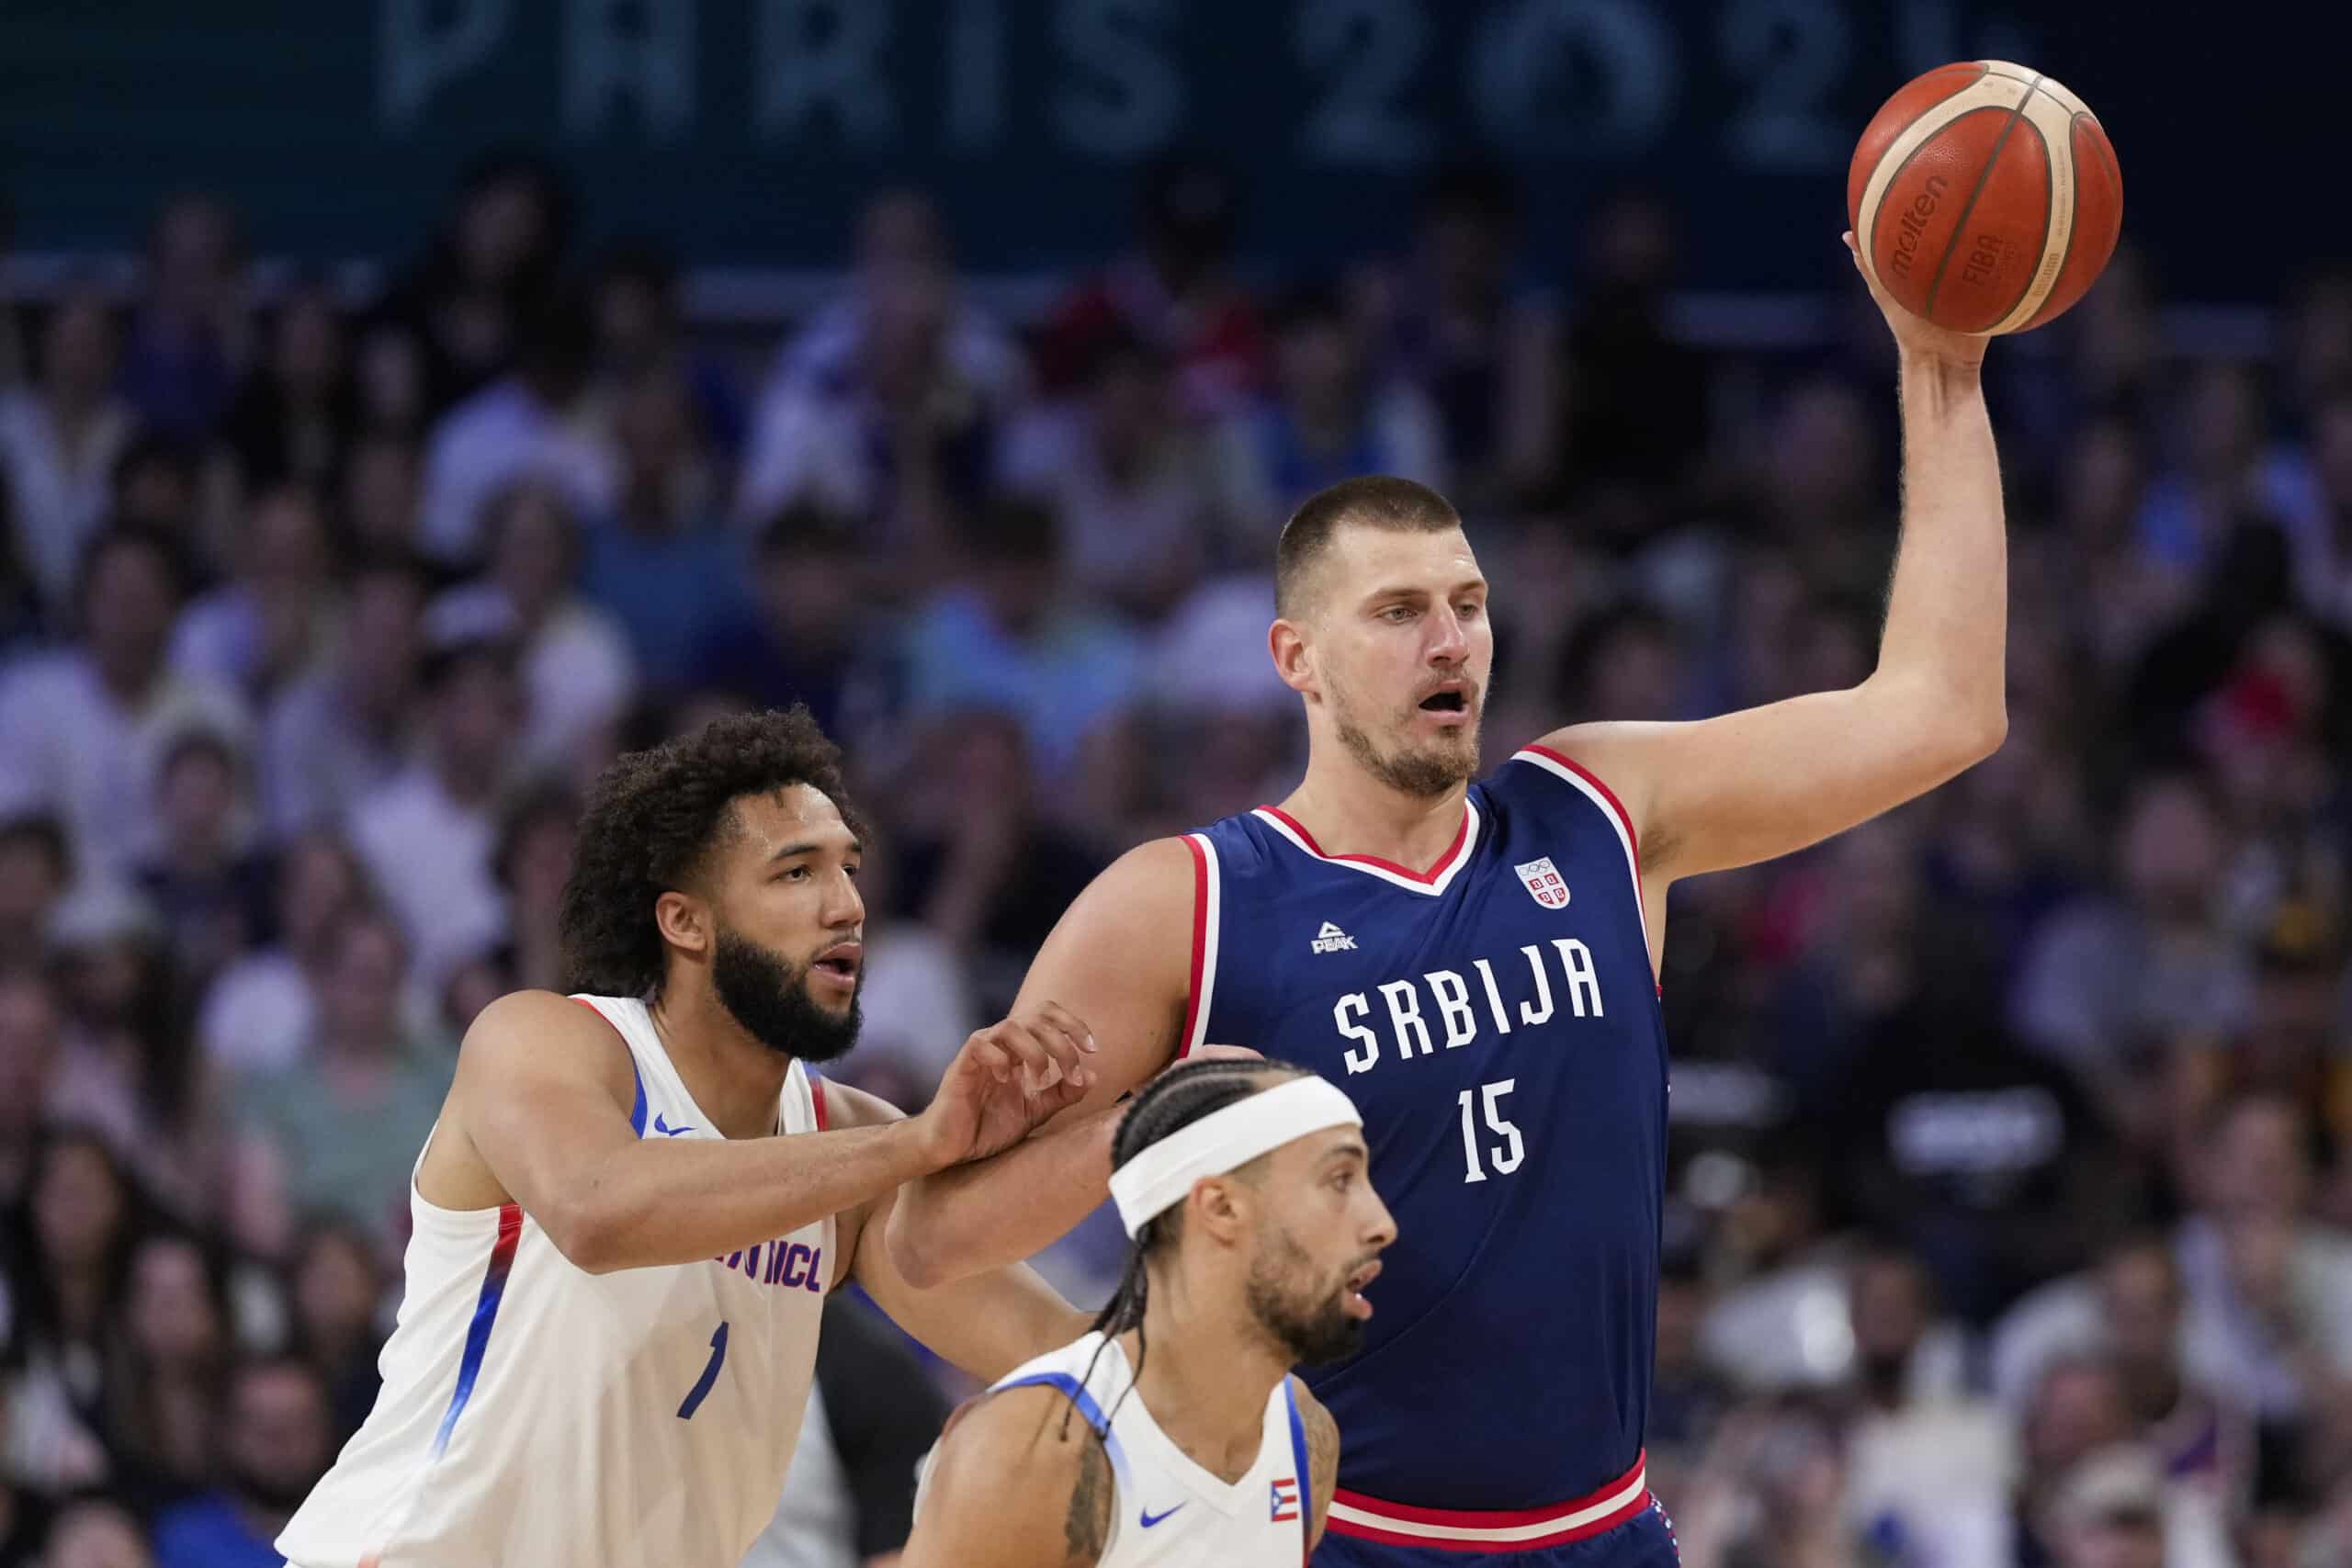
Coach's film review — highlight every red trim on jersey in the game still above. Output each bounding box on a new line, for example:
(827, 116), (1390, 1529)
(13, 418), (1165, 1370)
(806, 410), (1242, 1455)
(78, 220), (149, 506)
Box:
(1255, 805), (1471, 885)
(809, 1076), (828, 1131)
(1520, 746), (1640, 873)
(1177, 835), (1209, 1060)
(1328, 1452), (1650, 1552)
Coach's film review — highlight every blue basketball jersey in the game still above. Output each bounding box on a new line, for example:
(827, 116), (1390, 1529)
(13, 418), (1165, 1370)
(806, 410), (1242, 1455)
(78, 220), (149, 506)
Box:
(1183, 746), (1667, 1545)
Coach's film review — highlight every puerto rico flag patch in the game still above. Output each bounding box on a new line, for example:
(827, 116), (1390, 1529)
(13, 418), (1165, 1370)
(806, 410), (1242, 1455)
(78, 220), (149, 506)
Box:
(1515, 857), (1570, 909)
(1270, 1477), (1300, 1522)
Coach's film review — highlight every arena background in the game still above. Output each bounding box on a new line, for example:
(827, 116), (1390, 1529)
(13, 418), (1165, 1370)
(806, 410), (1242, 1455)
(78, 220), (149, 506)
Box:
(1, 4), (2346, 1566)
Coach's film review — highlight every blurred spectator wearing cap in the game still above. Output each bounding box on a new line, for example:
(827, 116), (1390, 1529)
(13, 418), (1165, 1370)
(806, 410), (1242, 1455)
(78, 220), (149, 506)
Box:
(1037, 152), (1269, 423)
(576, 366), (742, 692)
(119, 193), (248, 446)
(0, 525), (246, 885)
(256, 548), (427, 837)
(151, 1356), (334, 1568)
(1210, 278), (1447, 543)
(688, 502), (889, 744)
(997, 326), (1220, 623)
(898, 497), (1141, 779)
(0, 288), (138, 615)
(168, 482), (335, 707)
(196, 832), (367, 1077)
(432, 479), (636, 775)
(345, 606), (525, 982)
(1356, 161), (1560, 515)
(228, 909), (451, 1256)
(415, 288), (616, 567)
(737, 190), (1021, 574)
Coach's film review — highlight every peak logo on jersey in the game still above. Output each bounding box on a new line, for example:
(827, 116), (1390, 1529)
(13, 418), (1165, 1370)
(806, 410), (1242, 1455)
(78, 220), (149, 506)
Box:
(1270, 1477), (1300, 1523)
(1311, 921), (1358, 954)
(652, 1112), (695, 1136)
(1514, 857), (1570, 908)
(1139, 1502), (1187, 1529)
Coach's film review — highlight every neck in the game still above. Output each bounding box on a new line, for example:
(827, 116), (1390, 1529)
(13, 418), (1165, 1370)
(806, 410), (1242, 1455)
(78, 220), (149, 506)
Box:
(1280, 747), (1470, 871)
(1123, 1269), (1293, 1484)
(649, 978), (795, 1140)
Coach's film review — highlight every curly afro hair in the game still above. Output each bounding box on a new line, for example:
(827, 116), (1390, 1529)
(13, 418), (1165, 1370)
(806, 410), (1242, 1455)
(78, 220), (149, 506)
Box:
(559, 706), (866, 998)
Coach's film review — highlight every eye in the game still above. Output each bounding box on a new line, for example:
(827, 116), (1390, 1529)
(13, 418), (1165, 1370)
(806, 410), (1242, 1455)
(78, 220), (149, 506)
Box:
(843, 863), (862, 880)
(1456, 600), (1486, 621)
(1380, 605), (1414, 624)
(779, 865), (810, 884)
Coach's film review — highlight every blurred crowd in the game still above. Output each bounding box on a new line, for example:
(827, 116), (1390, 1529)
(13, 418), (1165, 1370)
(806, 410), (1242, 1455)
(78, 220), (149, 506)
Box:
(0, 145), (2349, 1568)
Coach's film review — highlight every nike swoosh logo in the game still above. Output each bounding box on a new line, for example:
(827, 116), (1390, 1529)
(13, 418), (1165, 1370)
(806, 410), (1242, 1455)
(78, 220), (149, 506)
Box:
(653, 1113), (695, 1136)
(1138, 1503), (1186, 1529)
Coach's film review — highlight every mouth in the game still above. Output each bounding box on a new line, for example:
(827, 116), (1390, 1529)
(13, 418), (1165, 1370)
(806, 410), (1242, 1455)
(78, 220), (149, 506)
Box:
(1340, 1258), (1382, 1320)
(809, 942), (863, 991)
(1415, 682), (1474, 725)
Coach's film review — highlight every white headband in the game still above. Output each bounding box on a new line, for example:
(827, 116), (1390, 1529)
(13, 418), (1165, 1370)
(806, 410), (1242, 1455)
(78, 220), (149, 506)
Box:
(1107, 1076), (1363, 1239)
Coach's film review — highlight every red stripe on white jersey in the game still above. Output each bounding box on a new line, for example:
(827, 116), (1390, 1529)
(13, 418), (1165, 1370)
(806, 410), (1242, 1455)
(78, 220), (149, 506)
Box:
(809, 1077), (827, 1132)
(1326, 1453), (1651, 1552)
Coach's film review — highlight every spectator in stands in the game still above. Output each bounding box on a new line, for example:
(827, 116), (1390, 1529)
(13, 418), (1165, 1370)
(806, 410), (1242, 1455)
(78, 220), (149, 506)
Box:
(284, 1222), (384, 1444)
(258, 547), (427, 836)
(899, 498), (1141, 779)
(170, 483), (336, 705)
(228, 910), (450, 1257)
(1211, 278), (1447, 545)
(345, 607), (523, 982)
(1360, 162), (1558, 513)
(416, 291), (615, 566)
(102, 1231), (231, 1517)
(151, 1357), (334, 1568)
(221, 282), (356, 497)
(41, 1495), (153, 1568)
(3, 1129), (146, 1495)
(689, 503), (883, 742)
(737, 190), (1019, 574)
(339, 434), (420, 553)
(997, 326), (1218, 623)
(119, 193), (246, 445)
(1037, 153), (1268, 421)
(0, 525), (245, 883)
(380, 152), (571, 416)
(743, 1297), (952, 1568)
(578, 367), (741, 691)
(0, 812), (72, 972)
(0, 288), (137, 614)
(195, 832), (365, 1077)
(434, 479), (635, 774)
(588, 237), (745, 458)
(129, 729), (271, 990)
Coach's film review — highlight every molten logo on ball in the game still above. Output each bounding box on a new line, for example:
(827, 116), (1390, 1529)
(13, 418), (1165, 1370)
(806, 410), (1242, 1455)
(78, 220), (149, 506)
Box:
(1888, 174), (1951, 279)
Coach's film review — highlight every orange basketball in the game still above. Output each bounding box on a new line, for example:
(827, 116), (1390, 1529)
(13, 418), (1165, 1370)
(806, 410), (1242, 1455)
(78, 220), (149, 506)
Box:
(1847, 62), (2122, 335)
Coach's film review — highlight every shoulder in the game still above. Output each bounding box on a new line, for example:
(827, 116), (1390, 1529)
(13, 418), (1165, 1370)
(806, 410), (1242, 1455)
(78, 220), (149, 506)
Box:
(815, 1076), (904, 1131)
(456, 990), (639, 1105)
(1057, 835), (1204, 935)
(921, 1383), (1117, 1567)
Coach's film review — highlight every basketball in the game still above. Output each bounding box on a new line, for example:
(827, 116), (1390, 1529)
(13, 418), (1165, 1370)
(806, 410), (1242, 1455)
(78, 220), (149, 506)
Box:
(1847, 61), (2122, 335)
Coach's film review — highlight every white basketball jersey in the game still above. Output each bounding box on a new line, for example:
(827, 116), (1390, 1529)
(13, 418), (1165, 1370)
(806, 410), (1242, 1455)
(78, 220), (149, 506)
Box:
(277, 995), (834, 1568)
(958, 1332), (1315, 1567)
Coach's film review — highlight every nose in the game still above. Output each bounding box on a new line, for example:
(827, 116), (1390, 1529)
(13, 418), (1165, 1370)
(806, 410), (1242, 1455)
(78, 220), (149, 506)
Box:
(1364, 1190), (1398, 1251)
(1426, 604), (1469, 666)
(824, 867), (866, 931)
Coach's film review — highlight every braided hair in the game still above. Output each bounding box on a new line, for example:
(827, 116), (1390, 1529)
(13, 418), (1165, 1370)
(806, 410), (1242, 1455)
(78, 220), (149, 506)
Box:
(1068, 1055), (1303, 1434)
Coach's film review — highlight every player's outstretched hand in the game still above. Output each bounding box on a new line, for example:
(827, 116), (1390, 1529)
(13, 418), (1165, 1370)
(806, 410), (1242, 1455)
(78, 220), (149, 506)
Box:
(1842, 230), (1988, 371)
(914, 1003), (1098, 1169)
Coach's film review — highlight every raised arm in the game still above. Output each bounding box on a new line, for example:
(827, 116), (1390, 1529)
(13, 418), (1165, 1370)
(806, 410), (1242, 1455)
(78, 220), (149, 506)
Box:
(888, 838), (1198, 1288)
(899, 1387), (1113, 1568)
(1544, 234), (2007, 906)
(435, 990), (1089, 1275)
(826, 1081), (1091, 1383)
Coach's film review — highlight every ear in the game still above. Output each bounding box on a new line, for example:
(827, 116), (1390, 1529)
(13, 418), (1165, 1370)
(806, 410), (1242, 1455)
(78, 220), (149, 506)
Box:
(654, 888), (711, 960)
(1189, 1174), (1252, 1247)
(1270, 617), (1317, 698)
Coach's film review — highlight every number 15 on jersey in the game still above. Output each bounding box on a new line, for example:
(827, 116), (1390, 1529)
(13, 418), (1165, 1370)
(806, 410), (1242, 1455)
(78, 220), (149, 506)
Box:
(1457, 1078), (1523, 1182)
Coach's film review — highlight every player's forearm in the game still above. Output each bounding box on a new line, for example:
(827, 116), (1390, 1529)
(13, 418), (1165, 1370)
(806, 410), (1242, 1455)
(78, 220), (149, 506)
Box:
(554, 1122), (939, 1274)
(885, 1107), (1121, 1288)
(1869, 354), (2008, 750)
